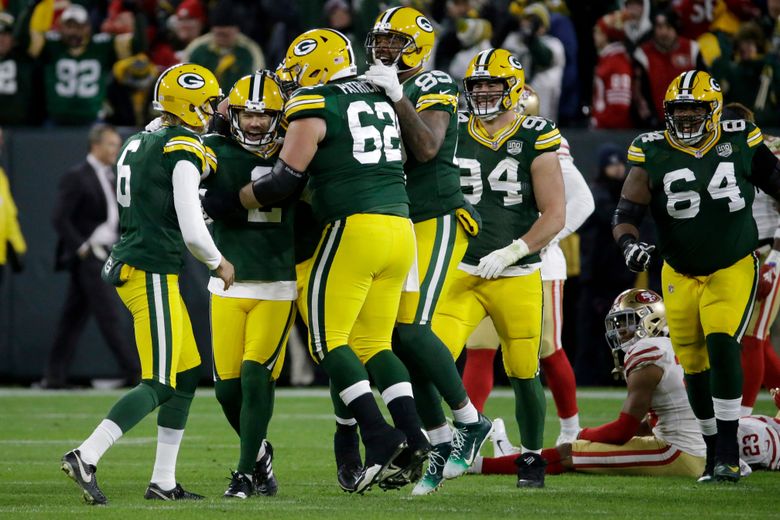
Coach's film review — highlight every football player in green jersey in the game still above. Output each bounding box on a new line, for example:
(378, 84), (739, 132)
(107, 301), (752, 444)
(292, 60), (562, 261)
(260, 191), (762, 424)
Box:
(60, 63), (234, 505)
(203, 29), (429, 494)
(612, 70), (780, 483)
(360, 5), (492, 495)
(203, 71), (295, 499)
(432, 48), (565, 489)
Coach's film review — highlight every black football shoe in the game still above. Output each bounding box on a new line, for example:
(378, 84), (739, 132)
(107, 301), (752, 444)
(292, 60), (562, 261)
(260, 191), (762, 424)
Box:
(253, 441), (278, 496)
(60, 450), (107, 505)
(144, 482), (204, 500)
(516, 452), (547, 489)
(224, 471), (253, 499)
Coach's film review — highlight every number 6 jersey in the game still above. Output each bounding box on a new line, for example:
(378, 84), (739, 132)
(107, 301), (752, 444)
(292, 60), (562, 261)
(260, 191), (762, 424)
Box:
(627, 120), (764, 275)
(283, 79), (409, 224)
(457, 112), (561, 271)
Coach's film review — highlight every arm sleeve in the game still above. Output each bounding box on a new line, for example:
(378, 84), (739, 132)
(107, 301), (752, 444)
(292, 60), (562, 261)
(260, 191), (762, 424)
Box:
(556, 149), (594, 241)
(578, 412), (641, 445)
(172, 161), (222, 270)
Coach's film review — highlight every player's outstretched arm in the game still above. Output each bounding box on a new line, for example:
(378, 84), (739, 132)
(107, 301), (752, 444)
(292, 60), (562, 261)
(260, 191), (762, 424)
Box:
(612, 166), (654, 272)
(578, 364), (661, 445)
(750, 142), (780, 202)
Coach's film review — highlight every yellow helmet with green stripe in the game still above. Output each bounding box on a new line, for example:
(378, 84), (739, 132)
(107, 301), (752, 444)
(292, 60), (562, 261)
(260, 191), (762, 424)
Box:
(463, 48), (525, 118)
(227, 71), (285, 149)
(283, 29), (357, 88)
(663, 70), (723, 145)
(366, 6), (435, 71)
(152, 63), (222, 131)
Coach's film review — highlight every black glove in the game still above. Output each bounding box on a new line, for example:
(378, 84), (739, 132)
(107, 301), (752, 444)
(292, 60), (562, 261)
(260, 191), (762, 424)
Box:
(7, 244), (24, 273)
(201, 189), (243, 221)
(209, 112), (231, 137)
(619, 235), (655, 273)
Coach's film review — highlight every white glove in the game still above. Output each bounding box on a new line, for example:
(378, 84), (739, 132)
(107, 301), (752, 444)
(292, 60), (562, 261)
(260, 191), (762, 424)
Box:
(199, 188), (213, 225)
(145, 116), (164, 133)
(476, 239), (529, 279)
(365, 59), (403, 102)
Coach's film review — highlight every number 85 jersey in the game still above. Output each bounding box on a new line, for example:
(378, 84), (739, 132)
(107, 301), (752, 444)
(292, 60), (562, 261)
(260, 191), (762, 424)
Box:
(457, 112), (561, 270)
(627, 120), (763, 276)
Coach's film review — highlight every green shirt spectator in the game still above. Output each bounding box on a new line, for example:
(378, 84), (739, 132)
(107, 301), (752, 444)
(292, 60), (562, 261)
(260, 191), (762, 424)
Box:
(0, 12), (37, 125)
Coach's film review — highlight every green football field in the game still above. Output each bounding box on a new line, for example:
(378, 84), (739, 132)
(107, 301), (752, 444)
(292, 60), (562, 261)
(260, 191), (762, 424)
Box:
(0, 387), (776, 519)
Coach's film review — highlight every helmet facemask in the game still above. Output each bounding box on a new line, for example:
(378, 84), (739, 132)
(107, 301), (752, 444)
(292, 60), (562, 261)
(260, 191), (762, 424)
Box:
(665, 100), (717, 145)
(464, 78), (512, 120)
(229, 105), (281, 152)
(192, 96), (220, 133)
(365, 29), (416, 69)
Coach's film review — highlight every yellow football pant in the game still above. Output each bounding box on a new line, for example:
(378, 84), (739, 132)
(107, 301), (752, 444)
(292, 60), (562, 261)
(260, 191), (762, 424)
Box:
(116, 268), (200, 388)
(307, 214), (415, 364)
(295, 258), (313, 328)
(397, 212), (468, 325)
(433, 269), (543, 378)
(571, 436), (705, 477)
(465, 280), (563, 360)
(210, 295), (296, 381)
(662, 254), (757, 374)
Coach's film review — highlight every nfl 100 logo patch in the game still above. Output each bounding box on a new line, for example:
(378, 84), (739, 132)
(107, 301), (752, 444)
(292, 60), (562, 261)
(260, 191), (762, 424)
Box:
(716, 143), (732, 157)
(507, 140), (523, 155)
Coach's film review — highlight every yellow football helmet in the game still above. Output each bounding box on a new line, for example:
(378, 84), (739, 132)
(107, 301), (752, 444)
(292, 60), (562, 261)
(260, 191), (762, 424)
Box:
(273, 62), (297, 99)
(605, 288), (667, 352)
(152, 63), (222, 130)
(463, 48), (525, 118)
(283, 29), (357, 88)
(517, 84), (540, 116)
(227, 71), (284, 150)
(366, 6), (434, 71)
(663, 70), (723, 145)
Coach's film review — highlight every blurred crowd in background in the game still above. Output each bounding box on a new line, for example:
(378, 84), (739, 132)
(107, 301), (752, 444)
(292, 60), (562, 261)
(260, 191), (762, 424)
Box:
(0, 0), (779, 128)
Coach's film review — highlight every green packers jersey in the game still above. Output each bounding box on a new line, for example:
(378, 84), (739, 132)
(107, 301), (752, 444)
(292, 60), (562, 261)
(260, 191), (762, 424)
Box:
(627, 121), (764, 275)
(0, 50), (36, 125)
(202, 135), (296, 282)
(42, 33), (116, 125)
(457, 113), (561, 267)
(401, 70), (464, 222)
(293, 185), (323, 264)
(112, 126), (216, 274)
(284, 78), (409, 224)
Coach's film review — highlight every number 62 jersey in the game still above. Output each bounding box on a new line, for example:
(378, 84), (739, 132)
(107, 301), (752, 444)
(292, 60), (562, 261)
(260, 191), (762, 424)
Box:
(626, 120), (764, 276)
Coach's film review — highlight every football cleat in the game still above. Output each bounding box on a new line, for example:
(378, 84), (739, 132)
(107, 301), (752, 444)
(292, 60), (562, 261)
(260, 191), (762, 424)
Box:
(144, 482), (204, 500)
(378, 442), (432, 491)
(337, 460), (363, 493)
(411, 442), (452, 496)
(253, 441), (278, 496)
(516, 452), (546, 488)
(443, 414), (493, 479)
(713, 461), (740, 483)
(354, 427), (407, 494)
(491, 418), (520, 457)
(224, 471), (253, 499)
(61, 450), (107, 505)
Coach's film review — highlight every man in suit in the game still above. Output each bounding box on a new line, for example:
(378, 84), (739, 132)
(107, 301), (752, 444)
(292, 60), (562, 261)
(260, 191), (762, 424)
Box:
(42, 124), (139, 388)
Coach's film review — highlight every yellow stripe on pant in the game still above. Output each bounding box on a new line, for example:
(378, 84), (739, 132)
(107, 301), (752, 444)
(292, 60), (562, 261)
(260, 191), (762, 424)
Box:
(661, 254), (758, 374)
(571, 436), (704, 477)
(116, 268), (201, 388)
(307, 214), (415, 364)
(432, 269), (543, 378)
(397, 212), (468, 325)
(210, 295), (296, 381)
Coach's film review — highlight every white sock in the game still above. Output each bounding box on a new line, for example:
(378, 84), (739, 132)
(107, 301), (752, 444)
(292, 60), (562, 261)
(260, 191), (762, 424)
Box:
(697, 417), (717, 436)
(559, 414), (580, 432)
(78, 419), (123, 466)
(428, 424), (453, 446)
(713, 397), (742, 422)
(452, 400), (479, 424)
(150, 426), (184, 490)
(256, 439), (267, 462)
(740, 405), (753, 417)
(469, 456), (483, 474)
(521, 446), (541, 455)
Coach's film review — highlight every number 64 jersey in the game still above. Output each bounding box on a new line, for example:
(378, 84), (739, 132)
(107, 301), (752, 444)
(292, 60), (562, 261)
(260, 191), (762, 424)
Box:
(739, 415), (780, 470)
(626, 120), (764, 276)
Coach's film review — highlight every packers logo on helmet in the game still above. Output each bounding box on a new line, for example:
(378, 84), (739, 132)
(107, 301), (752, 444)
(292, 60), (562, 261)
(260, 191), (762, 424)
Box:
(604, 288), (667, 379)
(227, 71), (285, 150)
(663, 70), (723, 146)
(463, 48), (525, 119)
(366, 6), (435, 71)
(284, 29), (356, 88)
(153, 63), (222, 131)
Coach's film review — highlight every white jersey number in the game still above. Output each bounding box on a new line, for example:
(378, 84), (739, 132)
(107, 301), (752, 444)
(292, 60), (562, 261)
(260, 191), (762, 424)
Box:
(347, 100), (401, 165)
(662, 162), (745, 219)
(55, 59), (100, 98)
(116, 139), (141, 207)
(458, 156), (523, 206)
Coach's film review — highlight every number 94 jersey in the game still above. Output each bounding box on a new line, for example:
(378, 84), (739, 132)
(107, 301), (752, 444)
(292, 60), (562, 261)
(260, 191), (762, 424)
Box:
(738, 415), (780, 470)
(457, 112), (561, 269)
(627, 120), (763, 276)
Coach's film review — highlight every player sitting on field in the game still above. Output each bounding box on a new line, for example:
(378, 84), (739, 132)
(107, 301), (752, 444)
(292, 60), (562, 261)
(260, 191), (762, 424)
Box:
(472, 289), (780, 478)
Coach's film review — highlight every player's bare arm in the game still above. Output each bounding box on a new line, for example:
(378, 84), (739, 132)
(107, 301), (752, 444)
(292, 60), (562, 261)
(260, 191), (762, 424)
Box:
(612, 166), (655, 272)
(237, 117), (324, 210)
(393, 100), (449, 162)
(521, 151), (566, 252)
